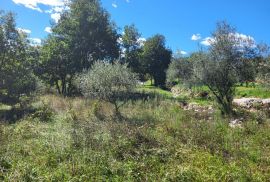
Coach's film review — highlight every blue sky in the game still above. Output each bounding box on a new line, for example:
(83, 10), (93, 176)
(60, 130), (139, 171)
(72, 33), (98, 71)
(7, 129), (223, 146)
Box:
(1, 0), (269, 54)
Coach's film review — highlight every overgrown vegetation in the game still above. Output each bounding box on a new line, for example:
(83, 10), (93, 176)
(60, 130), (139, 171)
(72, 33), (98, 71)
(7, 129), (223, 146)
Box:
(1, 0), (270, 180)
(0, 95), (270, 181)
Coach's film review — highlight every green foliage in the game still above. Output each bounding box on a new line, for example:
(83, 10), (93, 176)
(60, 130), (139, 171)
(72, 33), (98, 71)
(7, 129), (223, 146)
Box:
(53, 0), (119, 69)
(38, 36), (74, 95)
(0, 95), (269, 181)
(32, 101), (54, 122)
(192, 21), (262, 115)
(258, 56), (270, 86)
(140, 34), (172, 87)
(0, 11), (36, 104)
(34, 0), (120, 95)
(122, 24), (143, 75)
(76, 61), (138, 115)
(166, 57), (194, 88)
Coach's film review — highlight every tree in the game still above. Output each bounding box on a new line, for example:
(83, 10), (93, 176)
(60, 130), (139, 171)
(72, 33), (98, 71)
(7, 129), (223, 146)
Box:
(238, 58), (257, 87)
(140, 34), (172, 87)
(0, 11), (36, 104)
(37, 36), (74, 95)
(53, 0), (120, 72)
(77, 61), (138, 116)
(166, 57), (194, 87)
(258, 56), (270, 86)
(192, 21), (261, 115)
(122, 24), (142, 74)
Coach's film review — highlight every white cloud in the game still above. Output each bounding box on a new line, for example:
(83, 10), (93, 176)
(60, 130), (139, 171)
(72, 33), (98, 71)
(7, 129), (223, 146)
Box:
(200, 33), (256, 47)
(17, 28), (31, 34)
(232, 33), (256, 48)
(44, 27), (52, 33)
(175, 50), (188, 56)
(191, 34), (201, 41)
(51, 13), (61, 23)
(28, 38), (42, 46)
(180, 51), (187, 55)
(137, 37), (146, 47)
(200, 37), (215, 46)
(112, 3), (118, 8)
(12, 0), (65, 12)
(117, 37), (123, 44)
(53, 6), (64, 13)
(45, 9), (53, 14)
(233, 33), (255, 42)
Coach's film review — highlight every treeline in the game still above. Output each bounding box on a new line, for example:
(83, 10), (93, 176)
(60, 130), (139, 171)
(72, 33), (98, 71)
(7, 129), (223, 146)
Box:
(0, 0), (270, 116)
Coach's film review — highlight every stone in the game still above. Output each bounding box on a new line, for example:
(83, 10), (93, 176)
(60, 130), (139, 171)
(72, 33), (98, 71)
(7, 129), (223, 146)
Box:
(229, 118), (243, 128)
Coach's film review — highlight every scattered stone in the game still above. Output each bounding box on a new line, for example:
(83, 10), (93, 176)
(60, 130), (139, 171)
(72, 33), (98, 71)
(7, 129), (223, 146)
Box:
(229, 118), (243, 128)
(182, 102), (214, 113)
(233, 98), (270, 109)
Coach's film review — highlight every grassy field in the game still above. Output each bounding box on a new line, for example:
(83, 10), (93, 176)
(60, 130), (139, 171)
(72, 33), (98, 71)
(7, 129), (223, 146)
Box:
(0, 93), (270, 181)
(235, 86), (270, 98)
(138, 82), (270, 102)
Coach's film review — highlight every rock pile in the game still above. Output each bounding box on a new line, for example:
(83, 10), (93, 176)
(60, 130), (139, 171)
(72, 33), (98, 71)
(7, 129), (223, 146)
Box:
(233, 98), (270, 109)
(182, 102), (214, 113)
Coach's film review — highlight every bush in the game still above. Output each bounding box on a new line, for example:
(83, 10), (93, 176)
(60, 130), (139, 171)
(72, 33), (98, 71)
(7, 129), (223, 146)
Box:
(32, 101), (54, 122)
(76, 61), (138, 117)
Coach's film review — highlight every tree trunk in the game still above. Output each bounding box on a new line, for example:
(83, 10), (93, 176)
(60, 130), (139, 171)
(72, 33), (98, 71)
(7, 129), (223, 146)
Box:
(61, 78), (66, 96)
(55, 81), (61, 95)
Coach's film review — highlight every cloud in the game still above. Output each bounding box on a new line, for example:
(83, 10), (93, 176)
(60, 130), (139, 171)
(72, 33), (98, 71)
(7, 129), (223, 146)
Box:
(137, 37), (146, 47)
(126, 0), (130, 3)
(53, 6), (64, 13)
(44, 27), (52, 33)
(200, 33), (256, 47)
(233, 33), (255, 42)
(200, 37), (215, 46)
(175, 50), (188, 56)
(51, 13), (61, 23)
(17, 28), (31, 34)
(180, 51), (187, 55)
(112, 3), (118, 8)
(117, 37), (123, 44)
(191, 34), (201, 41)
(232, 33), (256, 48)
(12, 0), (65, 12)
(28, 38), (42, 46)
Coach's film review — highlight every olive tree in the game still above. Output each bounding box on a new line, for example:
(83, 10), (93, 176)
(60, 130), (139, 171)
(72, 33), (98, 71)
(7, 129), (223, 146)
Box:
(77, 61), (138, 116)
(193, 21), (261, 115)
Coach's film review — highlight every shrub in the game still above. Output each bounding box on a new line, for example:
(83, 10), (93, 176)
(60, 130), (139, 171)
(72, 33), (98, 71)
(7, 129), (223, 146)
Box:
(32, 101), (54, 122)
(76, 61), (138, 117)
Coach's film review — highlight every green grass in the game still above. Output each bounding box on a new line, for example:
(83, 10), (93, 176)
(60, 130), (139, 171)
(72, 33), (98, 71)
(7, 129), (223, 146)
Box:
(0, 95), (270, 181)
(0, 103), (11, 111)
(137, 85), (173, 98)
(235, 86), (270, 98)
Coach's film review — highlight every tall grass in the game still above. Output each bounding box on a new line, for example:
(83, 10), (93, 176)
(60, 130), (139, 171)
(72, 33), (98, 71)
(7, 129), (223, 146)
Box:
(0, 95), (269, 181)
